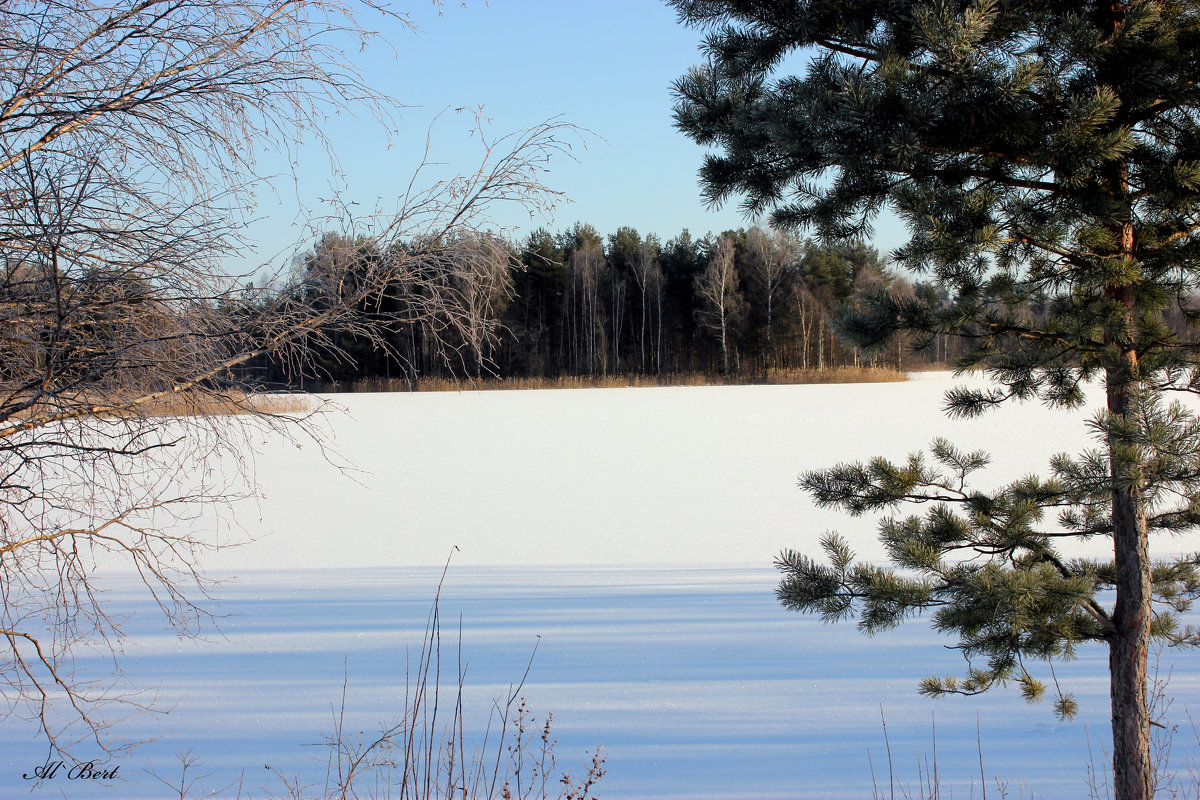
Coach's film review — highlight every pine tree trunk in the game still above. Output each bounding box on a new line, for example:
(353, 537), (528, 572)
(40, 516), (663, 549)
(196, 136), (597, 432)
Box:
(1109, 484), (1152, 800)
(1104, 212), (1151, 799)
(1095, 45), (1151, 799)
(1107, 347), (1153, 800)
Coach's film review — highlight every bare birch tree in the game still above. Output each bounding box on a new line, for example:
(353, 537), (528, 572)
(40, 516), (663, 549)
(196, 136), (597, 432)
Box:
(0, 0), (576, 757)
(630, 236), (662, 374)
(694, 234), (743, 375)
(795, 285), (822, 370)
(610, 269), (626, 375)
(745, 226), (795, 372)
(572, 242), (607, 376)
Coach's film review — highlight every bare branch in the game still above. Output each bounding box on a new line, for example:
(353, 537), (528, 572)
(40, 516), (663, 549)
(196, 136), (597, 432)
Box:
(0, 1), (577, 757)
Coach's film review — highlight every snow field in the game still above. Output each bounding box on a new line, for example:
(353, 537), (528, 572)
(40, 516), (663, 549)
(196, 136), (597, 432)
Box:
(3, 374), (1197, 798)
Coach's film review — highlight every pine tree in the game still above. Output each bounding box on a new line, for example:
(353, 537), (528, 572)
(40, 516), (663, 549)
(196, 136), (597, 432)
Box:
(671, 1), (1200, 797)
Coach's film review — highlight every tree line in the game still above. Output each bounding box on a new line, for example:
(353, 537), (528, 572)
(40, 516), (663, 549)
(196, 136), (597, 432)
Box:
(245, 223), (967, 388)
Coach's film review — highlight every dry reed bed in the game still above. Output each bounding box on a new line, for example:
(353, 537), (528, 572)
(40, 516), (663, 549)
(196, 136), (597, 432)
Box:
(9, 370), (901, 423)
(99, 390), (315, 418)
(332, 366), (906, 394)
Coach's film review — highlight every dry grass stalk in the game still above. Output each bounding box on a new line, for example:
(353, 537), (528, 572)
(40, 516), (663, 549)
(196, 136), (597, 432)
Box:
(266, 564), (606, 800)
(146, 566), (605, 800)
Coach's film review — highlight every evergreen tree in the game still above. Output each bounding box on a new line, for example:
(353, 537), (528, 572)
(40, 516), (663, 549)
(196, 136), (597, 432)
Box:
(660, 229), (709, 370)
(672, 1), (1200, 797)
(505, 229), (569, 376)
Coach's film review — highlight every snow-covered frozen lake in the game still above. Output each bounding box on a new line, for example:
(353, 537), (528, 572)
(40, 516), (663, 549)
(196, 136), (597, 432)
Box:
(3, 373), (1198, 798)
(209, 370), (1145, 570)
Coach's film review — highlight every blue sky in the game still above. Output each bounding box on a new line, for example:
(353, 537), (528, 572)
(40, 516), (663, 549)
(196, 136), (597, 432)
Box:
(241, 1), (907, 270)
